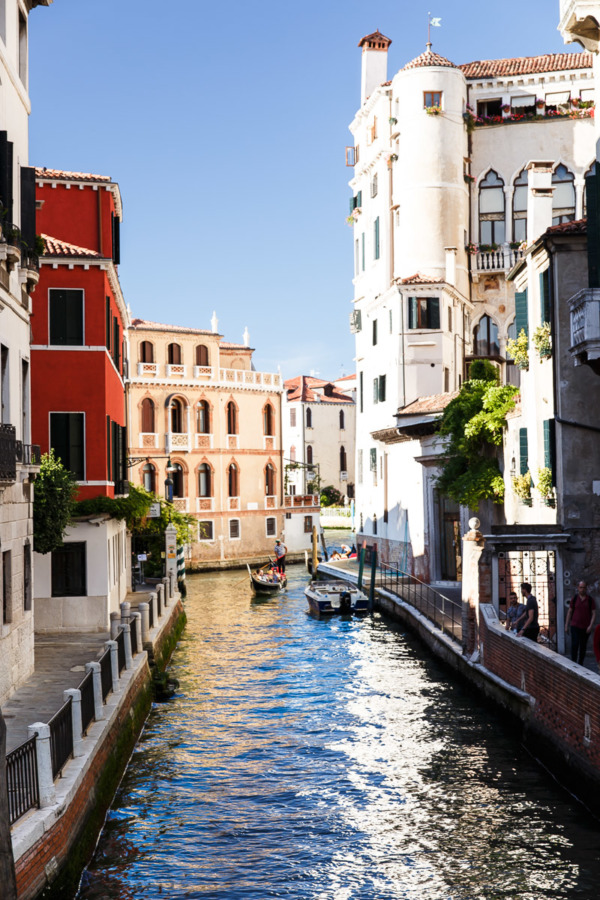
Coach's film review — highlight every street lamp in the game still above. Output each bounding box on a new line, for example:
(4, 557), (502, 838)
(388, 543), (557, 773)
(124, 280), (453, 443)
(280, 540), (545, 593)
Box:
(164, 457), (176, 504)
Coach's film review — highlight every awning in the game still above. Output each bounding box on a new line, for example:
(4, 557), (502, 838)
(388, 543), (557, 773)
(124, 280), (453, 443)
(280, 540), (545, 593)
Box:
(545, 91), (570, 104)
(511, 94), (536, 107)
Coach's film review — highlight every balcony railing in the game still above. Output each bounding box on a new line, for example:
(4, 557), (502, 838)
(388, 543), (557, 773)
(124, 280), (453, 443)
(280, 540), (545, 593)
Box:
(166, 364), (186, 377)
(139, 432), (159, 449)
(265, 495), (277, 509)
(284, 494), (320, 507)
(473, 244), (524, 273)
(137, 362), (158, 377)
(196, 496), (214, 512)
(166, 431), (190, 452)
(172, 497), (189, 512)
(15, 442), (41, 467)
(0, 424), (17, 481)
(134, 364), (282, 390)
(569, 288), (600, 365)
(195, 433), (213, 449)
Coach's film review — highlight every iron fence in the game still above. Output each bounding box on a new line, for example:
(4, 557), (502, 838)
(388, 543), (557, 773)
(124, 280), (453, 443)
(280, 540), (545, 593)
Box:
(157, 588), (162, 618)
(148, 596), (155, 629)
(99, 647), (112, 701)
(116, 628), (126, 673)
(48, 697), (73, 779)
(0, 423), (17, 481)
(379, 564), (462, 643)
(130, 619), (138, 656)
(6, 735), (39, 826)
(79, 669), (95, 735)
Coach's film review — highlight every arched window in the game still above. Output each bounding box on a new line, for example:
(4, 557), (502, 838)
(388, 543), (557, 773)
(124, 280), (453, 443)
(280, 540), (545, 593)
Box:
(168, 342), (181, 364)
(479, 170), (505, 245)
(171, 463), (184, 498)
(198, 463), (212, 497)
(141, 398), (155, 433)
(306, 407), (312, 428)
(290, 445), (296, 462)
(339, 410), (345, 430)
(170, 398), (184, 433)
(139, 341), (154, 363)
(195, 344), (209, 367)
(196, 400), (210, 433)
(142, 463), (156, 493)
(265, 463), (275, 495)
(306, 445), (313, 465)
(228, 463), (239, 497)
(473, 315), (499, 357)
(552, 164), (575, 225)
(227, 401), (237, 434)
(340, 446), (347, 472)
(512, 167), (528, 244)
(263, 403), (274, 436)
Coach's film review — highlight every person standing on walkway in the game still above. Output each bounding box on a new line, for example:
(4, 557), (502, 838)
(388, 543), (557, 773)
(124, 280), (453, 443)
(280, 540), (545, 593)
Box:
(517, 583), (540, 642)
(506, 591), (526, 632)
(565, 580), (596, 665)
(274, 539), (287, 573)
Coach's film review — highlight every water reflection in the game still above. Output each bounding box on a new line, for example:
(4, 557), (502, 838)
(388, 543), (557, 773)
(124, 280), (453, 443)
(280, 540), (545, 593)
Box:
(78, 559), (600, 899)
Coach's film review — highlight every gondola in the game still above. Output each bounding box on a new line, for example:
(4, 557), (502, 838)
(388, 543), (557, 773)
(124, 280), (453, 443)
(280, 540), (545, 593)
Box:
(247, 563), (287, 595)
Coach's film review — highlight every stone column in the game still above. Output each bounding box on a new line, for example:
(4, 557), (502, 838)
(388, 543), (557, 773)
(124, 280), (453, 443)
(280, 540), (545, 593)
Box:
(120, 600), (131, 623)
(148, 591), (157, 625)
(85, 661), (104, 721)
(131, 611), (142, 654)
(138, 602), (150, 643)
(122, 622), (133, 670)
(64, 689), (84, 758)
(29, 723), (56, 807)
(461, 517), (486, 658)
(105, 639), (120, 693)
(110, 612), (120, 640)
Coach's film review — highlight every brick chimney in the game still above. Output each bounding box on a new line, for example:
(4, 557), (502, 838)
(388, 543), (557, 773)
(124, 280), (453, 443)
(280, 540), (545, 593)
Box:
(359, 30), (392, 105)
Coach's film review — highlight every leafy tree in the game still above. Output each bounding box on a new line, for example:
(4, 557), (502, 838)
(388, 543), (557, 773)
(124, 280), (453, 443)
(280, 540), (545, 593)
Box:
(33, 450), (78, 554)
(436, 362), (519, 508)
(320, 485), (343, 507)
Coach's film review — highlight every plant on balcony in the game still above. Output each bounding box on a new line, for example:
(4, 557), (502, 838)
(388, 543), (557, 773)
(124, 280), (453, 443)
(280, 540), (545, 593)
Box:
(320, 485), (343, 507)
(463, 109), (476, 133)
(389, 116), (398, 125)
(532, 322), (552, 358)
(386, 153), (398, 167)
(465, 241), (478, 254)
(512, 471), (532, 505)
(506, 328), (529, 369)
(35, 234), (46, 256)
(33, 450), (78, 554)
(502, 104), (511, 113)
(464, 174), (475, 184)
(435, 360), (519, 507)
(536, 466), (555, 506)
(535, 98), (545, 108)
(571, 97), (580, 108)
(509, 241), (524, 250)
(425, 105), (441, 116)
(478, 243), (498, 252)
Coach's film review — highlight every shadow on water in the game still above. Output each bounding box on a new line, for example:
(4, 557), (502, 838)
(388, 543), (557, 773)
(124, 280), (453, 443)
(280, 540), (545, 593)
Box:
(78, 553), (600, 900)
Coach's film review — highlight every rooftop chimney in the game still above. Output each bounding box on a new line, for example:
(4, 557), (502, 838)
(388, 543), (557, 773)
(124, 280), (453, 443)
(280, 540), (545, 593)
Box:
(358, 30), (392, 106)
(211, 310), (219, 333)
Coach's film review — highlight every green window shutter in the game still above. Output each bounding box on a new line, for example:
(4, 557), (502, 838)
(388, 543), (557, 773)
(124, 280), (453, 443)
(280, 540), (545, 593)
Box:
(539, 270), (551, 323)
(408, 297), (417, 329)
(356, 190), (362, 208)
(373, 378), (379, 404)
(428, 298), (440, 329)
(515, 289), (528, 338)
(374, 217), (380, 260)
(349, 196), (355, 215)
(586, 168), (600, 288)
(361, 233), (365, 271)
(543, 419), (556, 483)
(378, 374), (386, 402)
(519, 427), (528, 475)
(370, 448), (377, 472)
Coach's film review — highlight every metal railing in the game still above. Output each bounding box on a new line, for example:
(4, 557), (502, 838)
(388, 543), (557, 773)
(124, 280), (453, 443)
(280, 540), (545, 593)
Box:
(148, 596), (155, 629)
(48, 697), (74, 779)
(79, 669), (95, 736)
(99, 647), (112, 701)
(0, 423), (17, 481)
(15, 442), (41, 466)
(379, 564), (462, 643)
(116, 628), (126, 674)
(6, 736), (39, 825)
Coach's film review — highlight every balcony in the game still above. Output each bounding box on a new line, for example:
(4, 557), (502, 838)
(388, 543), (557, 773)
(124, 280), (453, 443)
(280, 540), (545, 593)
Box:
(472, 244), (524, 278)
(569, 288), (600, 370)
(0, 424), (17, 482)
(172, 497), (189, 512)
(195, 433), (213, 450)
(166, 432), (190, 452)
(15, 441), (41, 468)
(219, 368), (282, 389)
(196, 497), (214, 512)
(263, 435), (276, 451)
(229, 497), (240, 510)
(137, 362), (158, 377)
(193, 365), (213, 379)
(265, 495), (277, 509)
(139, 432), (159, 449)
(166, 364), (186, 378)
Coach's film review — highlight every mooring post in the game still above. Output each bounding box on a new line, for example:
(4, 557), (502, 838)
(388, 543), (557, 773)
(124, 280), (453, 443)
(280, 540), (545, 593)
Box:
(369, 543), (378, 613)
(86, 661), (104, 721)
(28, 723), (56, 808)
(105, 639), (120, 693)
(358, 541), (366, 591)
(312, 525), (319, 578)
(64, 689), (84, 758)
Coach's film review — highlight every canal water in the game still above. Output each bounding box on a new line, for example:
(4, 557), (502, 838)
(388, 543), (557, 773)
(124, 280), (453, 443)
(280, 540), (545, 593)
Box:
(78, 553), (600, 899)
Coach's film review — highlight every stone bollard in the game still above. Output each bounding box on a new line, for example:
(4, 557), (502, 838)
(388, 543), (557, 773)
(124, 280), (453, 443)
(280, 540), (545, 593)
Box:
(162, 577), (170, 606)
(110, 611), (121, 640)
(85, 661), (104, 721)
(105, 639), (120, 693)
(156, 584), (163, 617)
(130, 611), (142, 654)
(120, 600), (131, 623)
(64, 688), (84, 758)
(148, 592), (156, 627)
(138, 602), (150, 643)
(28, 723), (56, 807)
(122, 622), (133, 670)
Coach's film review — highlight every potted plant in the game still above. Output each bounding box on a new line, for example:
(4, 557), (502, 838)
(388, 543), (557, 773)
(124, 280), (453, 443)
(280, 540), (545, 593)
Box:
(465, 241), (478, 254)
(536, 98), (545, 109)
(536, 466), (555, 506)
(502, 104), (511, 114)
(464, 174), (475, 184)
(512, 471), (532, 505)
(389, 116), (398, 125)
(571, 97), (580, 108)
(509, 240), (523, 250)
(479, 243), (498, 252)
(425, 105), (441, 116)
(532, 322), (552, 358)
(386, 153), (398, 168)
(506, 328), (529, 370)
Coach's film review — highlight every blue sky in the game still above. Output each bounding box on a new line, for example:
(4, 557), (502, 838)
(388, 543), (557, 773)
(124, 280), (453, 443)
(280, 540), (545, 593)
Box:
(29, 1), (576, 378)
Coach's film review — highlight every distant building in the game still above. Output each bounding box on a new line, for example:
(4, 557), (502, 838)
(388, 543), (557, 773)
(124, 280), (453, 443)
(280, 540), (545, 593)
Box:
(0, 0), (51, 704)
(31, 168), (130, 632)
(127, 320), (318, 567)
(349, 30), (596, 580)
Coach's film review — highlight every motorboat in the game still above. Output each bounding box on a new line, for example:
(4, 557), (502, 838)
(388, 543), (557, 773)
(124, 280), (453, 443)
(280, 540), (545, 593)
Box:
(248, 564), (287, 595)
(305, 580), (369, 616)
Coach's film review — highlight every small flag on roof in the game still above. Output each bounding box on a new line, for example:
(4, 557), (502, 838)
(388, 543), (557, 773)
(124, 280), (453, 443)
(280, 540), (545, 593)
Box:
(430, 16), (442, 27)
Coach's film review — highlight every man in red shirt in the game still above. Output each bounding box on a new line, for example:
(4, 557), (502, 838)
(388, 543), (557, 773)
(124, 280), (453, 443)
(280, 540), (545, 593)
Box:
(565, 581), (596, 665)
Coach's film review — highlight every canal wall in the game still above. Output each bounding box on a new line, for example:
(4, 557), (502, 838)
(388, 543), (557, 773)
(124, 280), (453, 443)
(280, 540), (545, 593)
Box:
(11, 597), (186, 900)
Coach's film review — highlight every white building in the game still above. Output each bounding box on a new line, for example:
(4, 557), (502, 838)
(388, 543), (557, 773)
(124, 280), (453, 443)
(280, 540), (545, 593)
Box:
(349, 30), (596, 581)
(283, 375), (356, 502)
(0, 1), (51, 704)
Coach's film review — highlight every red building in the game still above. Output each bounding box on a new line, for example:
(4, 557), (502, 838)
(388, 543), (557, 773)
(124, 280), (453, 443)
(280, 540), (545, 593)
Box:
(30, 169), (130, 632)
(31, 168), (128, 499)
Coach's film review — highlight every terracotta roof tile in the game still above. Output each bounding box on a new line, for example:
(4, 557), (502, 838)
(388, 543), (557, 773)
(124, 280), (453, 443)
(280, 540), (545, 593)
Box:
(335, 373), (357, 382)
(546, 217), (587, 234)
(404, 49), (456, 70)
(35, 167), (112, 184)
(396, 391), (458, 416)
(397, 273), (445, 285)
(460, 52), (592, 79)
(284, 375), (355, 404)
(40, 233), (102, 259)
(358, 30), (392, 49)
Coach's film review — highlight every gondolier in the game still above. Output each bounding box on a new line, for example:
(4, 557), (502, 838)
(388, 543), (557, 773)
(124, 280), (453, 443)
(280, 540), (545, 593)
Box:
(274, 539), (287, 573)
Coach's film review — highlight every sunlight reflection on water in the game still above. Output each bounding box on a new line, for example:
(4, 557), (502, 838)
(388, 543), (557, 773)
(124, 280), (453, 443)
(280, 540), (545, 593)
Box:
(78, 555), (600, 900)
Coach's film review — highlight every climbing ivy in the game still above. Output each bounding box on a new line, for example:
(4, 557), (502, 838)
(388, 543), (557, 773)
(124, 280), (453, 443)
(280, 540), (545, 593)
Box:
(75, 483), (154, 529)
(33, 450), (78, 554)
(436, 361), (519, 508)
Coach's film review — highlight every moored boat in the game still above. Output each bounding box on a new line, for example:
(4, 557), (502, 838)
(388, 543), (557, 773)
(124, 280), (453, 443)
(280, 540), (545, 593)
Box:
(305, 580), (369, 616)
(248, 564), (287, 595)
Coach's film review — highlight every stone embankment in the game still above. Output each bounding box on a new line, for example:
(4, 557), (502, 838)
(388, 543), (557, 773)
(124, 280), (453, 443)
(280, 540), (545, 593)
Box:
(7, 578), (186, 900)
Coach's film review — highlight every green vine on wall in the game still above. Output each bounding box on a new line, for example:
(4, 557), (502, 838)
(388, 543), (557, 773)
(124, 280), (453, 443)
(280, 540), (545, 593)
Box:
(436, 360), (519, 508)
(33, 450), (79, 554)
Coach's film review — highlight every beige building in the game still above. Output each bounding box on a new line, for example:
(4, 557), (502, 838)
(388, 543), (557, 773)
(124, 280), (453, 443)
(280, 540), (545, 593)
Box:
(127, 319), (318, 568)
